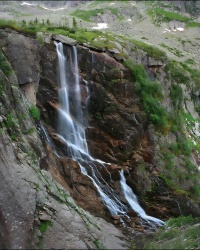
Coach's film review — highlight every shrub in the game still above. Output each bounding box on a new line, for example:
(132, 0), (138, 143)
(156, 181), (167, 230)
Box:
(177, 136), (193, 156)
(29, 105), (40, 121)
(0, 50), (12, 76)
(164, 60), (190, 85)
(39, 221), (53, 233)
(124, 59), (169, 131)
(6, 113), (15, 127)
(167, 215), (200, 227)
(170, 84), (183, 109)
(191, 185), (200, 197)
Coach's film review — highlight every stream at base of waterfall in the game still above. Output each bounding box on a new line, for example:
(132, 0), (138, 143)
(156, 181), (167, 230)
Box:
(41, 41), (165, 233)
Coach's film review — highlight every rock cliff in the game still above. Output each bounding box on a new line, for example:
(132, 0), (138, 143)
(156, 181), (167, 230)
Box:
(0, 27), (200, 249)
(0, 29), (127, 249)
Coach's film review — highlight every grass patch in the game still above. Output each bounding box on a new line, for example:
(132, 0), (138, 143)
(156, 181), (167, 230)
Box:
(164, 60), (190, 85)
(146, 216), (200, 249)
(191, 185), (200, 197)
(186, 21), (200, 28)
(6, 113), (15, 127)
(128, 38), (167, 61)
(70, 7), (118, 22)
(180, 62), (200, 90)
(0, 49), (13, 76)
(29, 105), (40, 121)
(147, 7), (192, 23)
(160, 43), (184, 57)
(39, 221), (53, 233)
(147, 6), (200, 28)
(70, 9), (105, 22)
(124, 59), (170, 132)
(170, 84), (183, 109)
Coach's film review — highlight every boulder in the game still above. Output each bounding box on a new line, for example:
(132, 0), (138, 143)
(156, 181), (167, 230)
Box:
(51, 34), (78, 46)
(3, 32), (41, 85)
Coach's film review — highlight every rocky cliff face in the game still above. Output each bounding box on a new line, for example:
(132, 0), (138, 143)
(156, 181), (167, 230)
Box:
(0, 28), (200, 249)
(0, 29), (127, 249)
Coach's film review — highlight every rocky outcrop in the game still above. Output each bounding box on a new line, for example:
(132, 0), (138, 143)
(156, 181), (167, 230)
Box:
(1, 28), (200, 249)
(3, 30), (40, 85)
(0, 30), (128, 249)
(2, 29), (41, 105)
(37, 36), (200, 224)
(52, 34), (78, 46)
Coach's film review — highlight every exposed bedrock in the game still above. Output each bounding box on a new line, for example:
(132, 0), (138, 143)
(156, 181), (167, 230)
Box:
(0, 29), (200, 248)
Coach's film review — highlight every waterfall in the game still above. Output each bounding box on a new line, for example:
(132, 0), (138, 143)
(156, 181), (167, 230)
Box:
(120, 170), (164, 226)
(54, 41), (164, 226)
(55, 42), (88, 159)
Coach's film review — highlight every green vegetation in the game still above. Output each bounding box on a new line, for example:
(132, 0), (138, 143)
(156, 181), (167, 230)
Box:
(29, 105), (40, 121)
(0, 17), (167, 62)
(128, 38), (167, 61)
(192, 185), (200, 197)
(146, 215), (200, 249)
(164, 60), (190, 85)
(0, 81), (7, 95)
(160, 43), (183, 57)
(180, 61), (200, 90)
(162, 151), (175, 170)
(0, 19), (38, 35)
(147, 7), (192, 23)
(70, 9), (105, 22)
(6, 113), (15, 127)
(93, 238), (105, 249)
(70, 8), (118, 22)
(184, 58), (196, 65)
(39, 221), (53, 233)
(186, 21), (200, 28)
(0, 49), (12, 76)
(168, 135), (195, 158)
(124, 59), (170, 132)
(147, 6), (200, 28)
(170, 84), (183, 109)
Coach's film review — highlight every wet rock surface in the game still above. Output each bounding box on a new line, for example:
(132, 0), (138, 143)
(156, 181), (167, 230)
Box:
(0, 28), (200, 249)
(0, 32), (128, 249)
(37, 38), (200, 222)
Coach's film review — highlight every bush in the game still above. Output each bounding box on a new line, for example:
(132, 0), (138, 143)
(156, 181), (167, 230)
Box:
(29, 105), (40, 121)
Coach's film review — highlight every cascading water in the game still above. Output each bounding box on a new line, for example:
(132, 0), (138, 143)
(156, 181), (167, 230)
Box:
(54, 41), (164, 227)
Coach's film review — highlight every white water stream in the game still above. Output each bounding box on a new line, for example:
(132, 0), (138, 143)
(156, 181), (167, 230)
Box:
(54, 41), (164, 226)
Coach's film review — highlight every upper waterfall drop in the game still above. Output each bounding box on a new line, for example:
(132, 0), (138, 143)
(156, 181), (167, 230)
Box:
(55, 41), (89, 159)
(54, 41), (165, 226)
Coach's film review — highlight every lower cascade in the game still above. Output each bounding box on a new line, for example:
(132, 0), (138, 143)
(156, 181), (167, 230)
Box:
(51, 41), (165, 228)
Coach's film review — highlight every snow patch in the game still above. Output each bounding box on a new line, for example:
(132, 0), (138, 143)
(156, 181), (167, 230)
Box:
(127, 19), (132, 22)
(41, 6), (65, 11)
(92, 23), (108, 30)
(21, 1), (65, 11)
(163, 27), (184, 34)
(110, 2), (115, 5)
(21, 2), (36, 6)
(176, 27), (184, 31)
